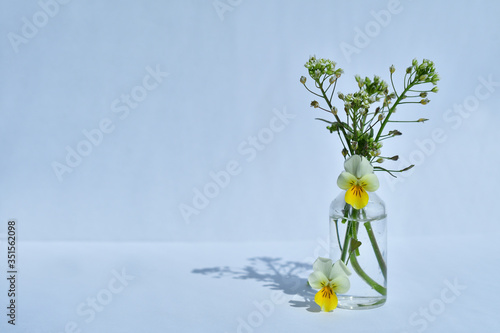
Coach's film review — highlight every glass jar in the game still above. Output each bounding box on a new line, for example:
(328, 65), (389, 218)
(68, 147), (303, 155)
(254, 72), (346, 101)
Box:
(329, 190), (387, 309)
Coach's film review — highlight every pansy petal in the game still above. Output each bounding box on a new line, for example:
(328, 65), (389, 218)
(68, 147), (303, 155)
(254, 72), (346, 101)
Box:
(308, 271), (329, 290)
(314, 286), (338, 312)
(343, 155), (362, 175)
(330, 275), (351, 294)
(345, 185), (369, 209)
(330, 260), (352, 279)
(337, 171), (357, 190)
(357, 156), (374, 177)
(312, 257), (333, 276)
(359, 173), (379, 192)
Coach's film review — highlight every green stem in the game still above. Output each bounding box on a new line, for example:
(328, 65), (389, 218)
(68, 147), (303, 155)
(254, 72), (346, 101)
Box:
(317, 81), (353, 154)
(349, 252), (387, 296)
(364, 222), (387, 280)
(342, 208), (361, 265)
(386, 119), (424, 123)
(303, 84), (323, 98)
(353, 222), (360, 257)
(390, 71), (398, 97)
(339, 204), (352, 263)
(340, 224), (350, 263)
(329, 78), (338, 101)
(334, 220), (342, 252)
(337, 206), (387, 296)
(375, 82), (416, 142)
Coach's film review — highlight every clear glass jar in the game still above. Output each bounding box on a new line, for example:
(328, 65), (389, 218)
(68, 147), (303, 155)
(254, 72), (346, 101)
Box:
(329, 190), (387, 309)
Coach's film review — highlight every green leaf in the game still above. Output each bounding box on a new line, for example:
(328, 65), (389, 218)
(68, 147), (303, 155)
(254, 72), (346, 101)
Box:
(315, 118), (334, 124)
(350, 239), (362, 252)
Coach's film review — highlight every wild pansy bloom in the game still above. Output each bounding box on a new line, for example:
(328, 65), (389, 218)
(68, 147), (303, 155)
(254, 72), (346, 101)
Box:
(308, 257), (351, 312)
(337, 155), (379, 209)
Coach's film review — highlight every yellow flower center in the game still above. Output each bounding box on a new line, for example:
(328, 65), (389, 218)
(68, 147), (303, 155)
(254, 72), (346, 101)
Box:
(321, 286), (333, 299)
(351, 184), (364, 196)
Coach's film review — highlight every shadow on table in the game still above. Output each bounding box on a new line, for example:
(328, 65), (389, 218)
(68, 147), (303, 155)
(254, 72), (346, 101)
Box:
(192, 257), (320, 312)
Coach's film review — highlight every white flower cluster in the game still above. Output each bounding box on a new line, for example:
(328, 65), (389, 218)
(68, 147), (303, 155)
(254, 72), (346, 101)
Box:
(304, 56), (343, 81)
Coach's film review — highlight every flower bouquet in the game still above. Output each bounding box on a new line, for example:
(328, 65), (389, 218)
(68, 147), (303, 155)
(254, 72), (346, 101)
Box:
(300, 56), (439, 311)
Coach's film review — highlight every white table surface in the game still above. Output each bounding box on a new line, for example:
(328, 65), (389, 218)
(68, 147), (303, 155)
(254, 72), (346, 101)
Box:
(1, 233), (498, 333)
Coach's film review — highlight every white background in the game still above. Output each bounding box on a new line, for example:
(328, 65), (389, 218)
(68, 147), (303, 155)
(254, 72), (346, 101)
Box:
(0, 0), (499, 332)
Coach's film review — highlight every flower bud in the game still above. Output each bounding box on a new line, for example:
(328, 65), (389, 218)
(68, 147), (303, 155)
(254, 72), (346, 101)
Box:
(419, 74), (428, 81)
(417, 118), (428, 122)
(389, 65), (395, 74)
(342, 148), (348, 157)
(300, 76), (307, 84)
(311, 100), (319, 108)
(406, 67), (412, 74)
(389, 130), (402, 136)
(376, 158), (384, 163)
(420, 92), (428, 98)
(378, 114), (384, 121)
(431, 86), (439, 93)
(351, 141), (358, 150)
(329, 76), (336, 84)
(338, 92), (345, 100)
(332, 106), (338, 115)
(402, 164), (415, 172)
(420, 99), (429, 105)
(431, 75), (440, 84)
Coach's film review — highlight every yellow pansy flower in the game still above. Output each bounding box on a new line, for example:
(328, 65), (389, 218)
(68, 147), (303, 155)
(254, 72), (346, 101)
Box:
(337, 155), (379, 210)
(308, 257), (351, 312)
